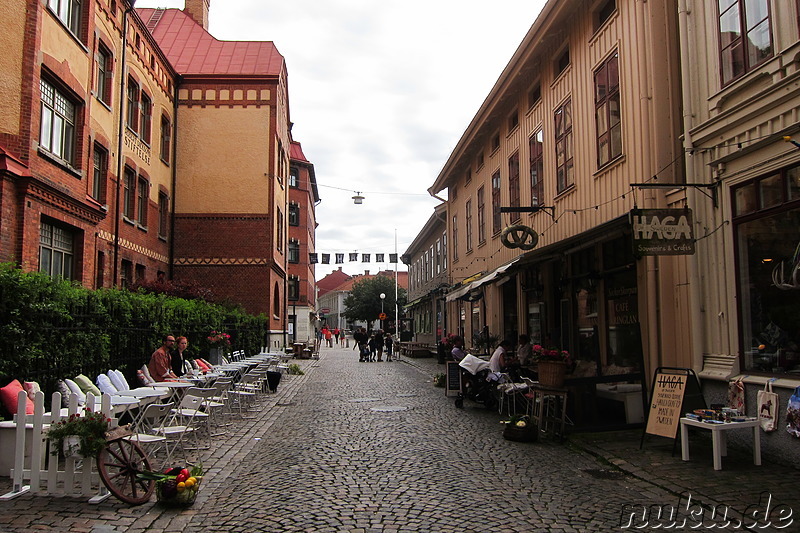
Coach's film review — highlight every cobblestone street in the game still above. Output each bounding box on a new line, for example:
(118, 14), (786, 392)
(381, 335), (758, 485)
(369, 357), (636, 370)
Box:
(1, 345), (794, 532)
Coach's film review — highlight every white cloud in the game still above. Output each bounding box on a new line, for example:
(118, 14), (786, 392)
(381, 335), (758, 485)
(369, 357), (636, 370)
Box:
(137, 0), (547, 279)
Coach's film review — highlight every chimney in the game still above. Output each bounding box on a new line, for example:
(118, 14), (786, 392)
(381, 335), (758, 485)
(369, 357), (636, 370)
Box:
(184, 0), (210, 30)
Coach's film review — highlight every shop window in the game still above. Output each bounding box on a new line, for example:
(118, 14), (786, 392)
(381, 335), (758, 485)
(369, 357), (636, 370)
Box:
(604, 269), (643, 372)
(718, 0), (772, 86)
(477, 186), (486, 245)
(39, 78), (77, 166)
(594, 50), (622, 168)
(530, 130), (544, 206)
(39, 220), (76, 280)
(555, 99), (574, 193)
(492, 170), (501, 234)
(733, 167), (800, 375)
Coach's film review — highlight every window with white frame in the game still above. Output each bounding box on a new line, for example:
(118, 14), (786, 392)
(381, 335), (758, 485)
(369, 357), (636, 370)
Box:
(39, 220), (75, 280)
(530, 130), (544, 206)
(492, 170), (502, 234)
(92, 143), (108, 203)
(477, 187), (485, 245)
(595, 50), (622, 167)
(39, 78), (77, 165)
(465, 198), (473, 253)
(288, 239), (300, 263)
(555, 99), (574, 193)
(48, 0), (82, 36)
(508, 151), (520, 220)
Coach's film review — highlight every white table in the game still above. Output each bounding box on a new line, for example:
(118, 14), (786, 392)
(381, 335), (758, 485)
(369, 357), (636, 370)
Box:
(680, 417), (761, 471)
(150, 381), (195, 403)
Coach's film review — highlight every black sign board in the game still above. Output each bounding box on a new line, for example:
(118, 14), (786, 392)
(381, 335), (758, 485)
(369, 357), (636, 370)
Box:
(630, 208), (695, 256)
(446, 361), (462, 397)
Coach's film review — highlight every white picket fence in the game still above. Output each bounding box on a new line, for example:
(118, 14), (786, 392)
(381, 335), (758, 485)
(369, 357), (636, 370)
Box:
(0, 390), (116, 503)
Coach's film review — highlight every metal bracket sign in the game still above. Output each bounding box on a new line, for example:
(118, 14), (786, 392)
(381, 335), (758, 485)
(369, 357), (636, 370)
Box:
(630, 208), (695, 256)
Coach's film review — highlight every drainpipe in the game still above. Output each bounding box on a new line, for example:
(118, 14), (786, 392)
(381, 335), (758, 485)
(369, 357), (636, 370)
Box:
(112, 0), (136, 287)
(678, 0), (705, 371)
(168, 77), (179, 279)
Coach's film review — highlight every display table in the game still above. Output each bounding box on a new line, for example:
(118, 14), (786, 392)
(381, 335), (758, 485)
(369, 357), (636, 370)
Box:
(679, 417), (761, 471)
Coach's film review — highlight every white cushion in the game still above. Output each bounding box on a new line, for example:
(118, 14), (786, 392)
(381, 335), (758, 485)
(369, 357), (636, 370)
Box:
(63, 379), (86, 405)
(109, 370), (129, 392)
(96, 374), (118, 396)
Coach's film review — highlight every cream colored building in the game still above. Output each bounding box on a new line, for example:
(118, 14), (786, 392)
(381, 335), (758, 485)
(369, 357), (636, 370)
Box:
(428, 0), (685, 430)
(679, 0), (800, 460)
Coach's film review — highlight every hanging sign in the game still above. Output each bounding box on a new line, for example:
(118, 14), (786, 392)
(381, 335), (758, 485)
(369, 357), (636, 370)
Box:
(630, 208), (694, 256)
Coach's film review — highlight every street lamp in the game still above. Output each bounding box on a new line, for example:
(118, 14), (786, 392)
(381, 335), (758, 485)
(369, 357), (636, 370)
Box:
(380, 293), (385, 330)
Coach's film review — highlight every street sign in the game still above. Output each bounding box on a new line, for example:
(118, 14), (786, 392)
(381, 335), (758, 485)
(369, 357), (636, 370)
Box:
(320, 308), (330, 314)
(379, 312), (387, 320)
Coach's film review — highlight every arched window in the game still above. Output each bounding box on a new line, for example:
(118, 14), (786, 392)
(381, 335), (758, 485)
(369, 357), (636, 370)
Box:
(273, 282), (281, 317)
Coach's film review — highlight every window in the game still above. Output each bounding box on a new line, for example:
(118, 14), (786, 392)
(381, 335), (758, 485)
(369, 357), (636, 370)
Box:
(288, 276), (299, 300)
(555, 99), (574, 193)
(135, 263), (145, 282)
(528, 83), (541, 109)
(48, 0), (82, 35)
(555, 48), (571, 77)
(96, 251), (105, 289)
(126, 78), (139, 132)
(733, 165), (800, 375)
(289, 203), (300, 226)
(273, 282), (281, 317)
(492, 170), (501, 234)
(477, 152), (484, 169)
(139, 92), (152, 144)
(465, 199), (473, 253)
(508, 109), (519, 132)
(123, 167), (135, 219)
(158, 192), (169, 238)
(121, 259), (132, 289)
(595, 51), (622, 167)
(276, 208), (284, 252)
(289, 167), (299, 187)
(288, 240), (300, 263)
(452, 215), (459, 262)
(39, 220), (75, 280)
(530, 130), (544, 206)
(451, 185), (457, 201)
(39, 78), (77, 165)
(92, 143), (108, 203)
(719, 0), (772, 85)
(595, 0), (616, 30)
(477, 186), (486, 245)
(96, 44), (113, 105)
(160, 115), (171, 163)
(137, 177), (148, 226)
(465, 169), (471, 184)
(436, 239), (441, 274)
(491, 133), (501, 153)
(508, 152), (520, 218)
(442, 231), (447, 271)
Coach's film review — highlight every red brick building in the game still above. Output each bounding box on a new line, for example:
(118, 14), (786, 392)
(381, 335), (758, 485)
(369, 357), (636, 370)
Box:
(0, 0), (316, 343)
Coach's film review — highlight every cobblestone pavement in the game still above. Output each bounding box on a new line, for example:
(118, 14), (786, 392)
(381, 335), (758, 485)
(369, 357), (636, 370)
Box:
(1, 345), (797, 532)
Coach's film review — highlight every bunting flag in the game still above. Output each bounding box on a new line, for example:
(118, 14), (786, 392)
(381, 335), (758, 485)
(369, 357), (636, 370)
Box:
(308, 253), (400, 264)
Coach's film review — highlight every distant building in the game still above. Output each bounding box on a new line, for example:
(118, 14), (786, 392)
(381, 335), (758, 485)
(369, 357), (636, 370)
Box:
(316, 270), (408, 333)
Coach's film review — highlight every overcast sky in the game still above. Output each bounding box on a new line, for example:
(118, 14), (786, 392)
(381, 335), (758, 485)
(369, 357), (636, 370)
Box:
(136, 0), (547, 281)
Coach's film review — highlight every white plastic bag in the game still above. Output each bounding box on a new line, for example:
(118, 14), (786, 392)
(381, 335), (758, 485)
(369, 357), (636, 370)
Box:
(757, 380), (778, 432)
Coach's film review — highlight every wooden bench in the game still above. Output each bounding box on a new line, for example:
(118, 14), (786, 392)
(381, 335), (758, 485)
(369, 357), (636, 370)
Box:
(399, 342), (435, 358)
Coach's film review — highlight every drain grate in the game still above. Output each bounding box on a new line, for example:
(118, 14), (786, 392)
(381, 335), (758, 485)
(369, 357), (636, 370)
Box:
(583, 468), (626, 480)
(370, 406), (409, 412)
(349, 398), (383, 403)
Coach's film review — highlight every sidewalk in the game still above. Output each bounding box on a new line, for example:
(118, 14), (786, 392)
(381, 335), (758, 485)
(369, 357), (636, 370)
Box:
(401, 354), (798, 528)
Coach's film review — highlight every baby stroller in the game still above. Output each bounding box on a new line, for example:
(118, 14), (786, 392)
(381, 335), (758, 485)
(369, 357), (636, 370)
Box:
(455, 354), (498, 410)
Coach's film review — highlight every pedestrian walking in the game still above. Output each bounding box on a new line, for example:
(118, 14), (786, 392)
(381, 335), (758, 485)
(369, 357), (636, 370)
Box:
(334, 327), (341, 344)
(354, 328), (369, 362)
(370, 330), (384, 362)
(384, 333), (394, 362)
(324, 327), (333, 347)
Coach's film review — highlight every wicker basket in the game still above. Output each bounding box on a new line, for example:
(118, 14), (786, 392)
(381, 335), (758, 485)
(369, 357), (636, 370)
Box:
(155, 479), (200, 507)
(503, 423), (538, 442)
(537, 360), (566, 388)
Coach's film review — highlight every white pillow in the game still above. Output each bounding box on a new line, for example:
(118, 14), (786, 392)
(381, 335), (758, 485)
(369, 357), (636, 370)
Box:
(109, 370), (129, 392)
(96, 373), (118, 396)
(63, 378), (86, 405)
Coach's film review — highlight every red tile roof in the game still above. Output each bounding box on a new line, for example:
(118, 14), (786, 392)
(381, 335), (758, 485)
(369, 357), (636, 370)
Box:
(137, 8), (284, 77)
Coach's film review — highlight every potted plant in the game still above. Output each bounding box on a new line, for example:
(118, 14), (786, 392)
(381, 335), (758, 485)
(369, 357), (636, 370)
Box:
(207, 330), (231, 364)
(46, 408), (111, 458)
(502, 414), (537, 442)
(532, 345), (572, 388)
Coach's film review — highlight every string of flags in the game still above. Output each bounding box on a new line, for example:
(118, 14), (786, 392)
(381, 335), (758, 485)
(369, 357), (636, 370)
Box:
(309, 253), (399, 264)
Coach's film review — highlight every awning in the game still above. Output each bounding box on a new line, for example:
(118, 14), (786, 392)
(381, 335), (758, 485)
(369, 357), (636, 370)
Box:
(445, 257), (521, 302)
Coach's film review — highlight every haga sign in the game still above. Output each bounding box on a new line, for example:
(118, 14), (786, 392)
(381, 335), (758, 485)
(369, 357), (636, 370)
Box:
(630, 208), (695, 256)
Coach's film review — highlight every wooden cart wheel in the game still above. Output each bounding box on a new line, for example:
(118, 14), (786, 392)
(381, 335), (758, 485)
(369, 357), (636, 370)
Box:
(97, 439), (155, 505)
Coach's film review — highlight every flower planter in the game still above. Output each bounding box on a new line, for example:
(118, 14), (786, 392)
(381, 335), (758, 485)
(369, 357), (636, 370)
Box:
(503, 423), (538, 442)
(538, 360), (566, 388)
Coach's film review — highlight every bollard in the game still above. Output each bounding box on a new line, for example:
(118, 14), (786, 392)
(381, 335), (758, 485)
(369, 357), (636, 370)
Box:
(345, 338), (349, 348)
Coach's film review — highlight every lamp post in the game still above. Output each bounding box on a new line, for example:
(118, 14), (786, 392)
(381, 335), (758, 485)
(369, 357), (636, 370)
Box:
(380, 292), (385, 331)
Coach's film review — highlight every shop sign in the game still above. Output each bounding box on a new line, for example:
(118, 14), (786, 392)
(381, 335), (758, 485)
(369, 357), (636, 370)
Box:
(630, 208), (694, 256)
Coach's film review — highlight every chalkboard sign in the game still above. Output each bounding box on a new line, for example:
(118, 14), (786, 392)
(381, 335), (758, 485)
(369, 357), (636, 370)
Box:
(446, 361), (462, 397)
(642, 367), (706, 444)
